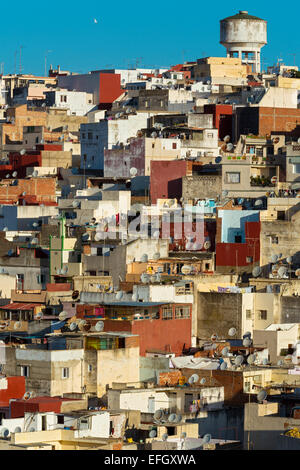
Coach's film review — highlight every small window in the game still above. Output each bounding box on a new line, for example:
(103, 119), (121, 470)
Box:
(226, 172), (240, 184)
(57, 414), (64, 424)
(62, 367), (69, 379)
(175, 307), (190, 319)
(246, 256), (253, 263)
(21, 365), (29, 377)
(88, 132), (93, 139)
(162, 307), (173, 320)
(271, 236), (278, 244)
(88, 364), (92, 373)
(172, 143), (177, 149)
(258, 310), (267, 320)
(246, 309), (252, 319)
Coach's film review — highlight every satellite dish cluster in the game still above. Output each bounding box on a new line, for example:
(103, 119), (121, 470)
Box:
(153, 409), (182, 426)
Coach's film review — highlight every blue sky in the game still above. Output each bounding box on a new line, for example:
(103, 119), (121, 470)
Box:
(1, 1), (299, 75)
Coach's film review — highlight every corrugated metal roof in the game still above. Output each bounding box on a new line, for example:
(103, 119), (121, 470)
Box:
(0, 303), (43, 310)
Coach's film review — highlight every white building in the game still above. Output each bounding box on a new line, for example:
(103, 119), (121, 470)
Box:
(45, 89), (96, 116)
(80, 113), (152, 170)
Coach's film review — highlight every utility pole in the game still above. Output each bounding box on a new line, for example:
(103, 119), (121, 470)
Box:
(19, 45), (23, 75)
(44, 50), (52, 77)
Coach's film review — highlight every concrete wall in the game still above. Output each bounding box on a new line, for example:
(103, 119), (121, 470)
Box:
(97, 347), (140, 398)
(182, 175), (222, 201)
(139, 357), (170, 383)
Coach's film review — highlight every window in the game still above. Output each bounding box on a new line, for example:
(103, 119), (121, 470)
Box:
(57, 415), (64, 424)
(244, 381), (251, 393)
(246, 256), (253, 263)
(172, 143), (177, 149)
(82, 133), (86, 139)
(21, 365), (29, 377)
(246, 309), (252, 319)
(258, 310), (267, 320)
(88, 132), (93, 139)
(37, 274), (46, 284)
(207, 133), (214, 138)
(60, 95), (67, 103)
(88, 364), (92, 373)
(162, 307), (173, 320)
(175, 306), (190, 319)
(271, 236), (278, 244)
(293, 164), (300, 174)
(62, 367), (69, 379)
(226, 172), (240, 184)
(277, 211), (285, 221)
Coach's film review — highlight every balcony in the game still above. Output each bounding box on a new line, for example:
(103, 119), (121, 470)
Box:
(250, 176), (275, 187)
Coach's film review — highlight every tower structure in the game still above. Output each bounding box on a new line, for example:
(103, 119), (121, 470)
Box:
(220, 10), (267, 73)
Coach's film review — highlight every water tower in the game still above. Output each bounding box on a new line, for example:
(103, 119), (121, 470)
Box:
(220, 11), (267, 73)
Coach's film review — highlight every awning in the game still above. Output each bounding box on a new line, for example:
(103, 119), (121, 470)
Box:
(0, 303), (43, 310)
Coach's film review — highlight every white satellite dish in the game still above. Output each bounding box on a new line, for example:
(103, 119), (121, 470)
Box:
(203, 434), (211, 444)
(243, 338), (252, 347)
(153, 252), (161, 260)
(130, 167), (137, 177)
(95, 321), (104, 332)
(35, 312), (43, 320)
(20, 149), (26, 156)
(247, 354), (256, 365)
(116, 291), (123, 300)
(200, 378), (206, 385)
(12, 171), (17, 178)
(210, 333), (218, 342)
(203, 240), (211, 250)
(226, 143), (233, 152)
(168, 413), (177, 423)
(220, 361), (227, 370)
(140, 254), (148, 263)
(257, 390), (267, 403)
(79, 320), (87, 330)
(271, 254), (278, 263)
(278, 266), (288, 278)
(69, 322), (78, 331)
(0, 428), (9, 438)
(252, 266), (262, 277)
(286, 256), (293, 264)
(235, 355), (244, 366)
(72, 200), (80, 208)
(222, 347), (229, 356)
(162, 433), (168, 441)
(14, 427), (22, 433)
(14, 321), (22, 330)
(59, 311), (67, 321)
(149, 430), (157, 438)
(154, 409), (164, 420)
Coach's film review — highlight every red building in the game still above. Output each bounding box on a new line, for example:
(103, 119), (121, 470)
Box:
(216, 220), (260, 273)
(150, 160), (187, 204)
(10, 396), (82, 419)
(0, 377), (26, 408)
(76, 302), (192, 356)
(203, 104), (233, 140)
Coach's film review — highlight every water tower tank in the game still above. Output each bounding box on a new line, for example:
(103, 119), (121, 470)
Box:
(220, 11), (267, 73)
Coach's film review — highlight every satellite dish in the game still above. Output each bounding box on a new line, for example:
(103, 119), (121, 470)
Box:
(150, 275), (157, 283)
(181, 265), (192, 275)
(5, 174), (10, 179)
(153, 252), (161, 260)
(12, 171), (17, 178)
(162, 433), (168, 441)
(226, 143), (233, 152)
(200, 378), (206, 385)
(235, 355), (244, 366)
(82, 233), (89, 241)
(271, 254), (278, 263)
(141, 273), (150, 284)
(175, 414), (182, 423)
(0, 428), (9, 438)
(69, 322), (78, 331)
(223, 135), (230, 143)
(149, 430), (157, 438)
(243, 337), (252, 347)
(14, 427), (22, 433)
(132, 293), (138, 302)
(257, 390), (267, 403)
(220, 361), (227, 370)
(247, 354), (256, 365)
(277, 359), (284, 367)
(191, 373), (199, 382)
(78, 320), (87, 331)
(156, 273), (162, 282)
(295, 268), (300, 278)
(130, 167), (138, 177)
(222, 347), (229, 356)
(72, 200), (80, 208)
(154, 409), (164, 420)
(210, 333), (218, 342)
(243, 331), (251, 338)
(95, 321), (104, 332)
(262, 358), (268, 366)
(203, 240), (211, 250)
(188, 376), (195, 385)
(23, 391), (31, 400)
(14, 321), (22, 330)
(286, 256), (293, 264)
(29, 427), (35, 433)
(228, 327), (236, 337)
(20, 149), (26, 155)
(116, 291), (123, 300)
(222, 190), (228, 198)
(32, 170), (38, 178)
(61, 266), (68, 275)
(203, 434), (211, 444)
(180, 432), (187, 439)
(141, 254), (148, 263)
(35, 312), (43, 320)
(168, 413), (177, 423)
(32, 222), (39, 228)
(215, 156), (222, 164)
(278, 266), (288, 278)
(58, 311), (67, 321)
(252, 266), (262, 278)
(254, 199), (263, 207)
